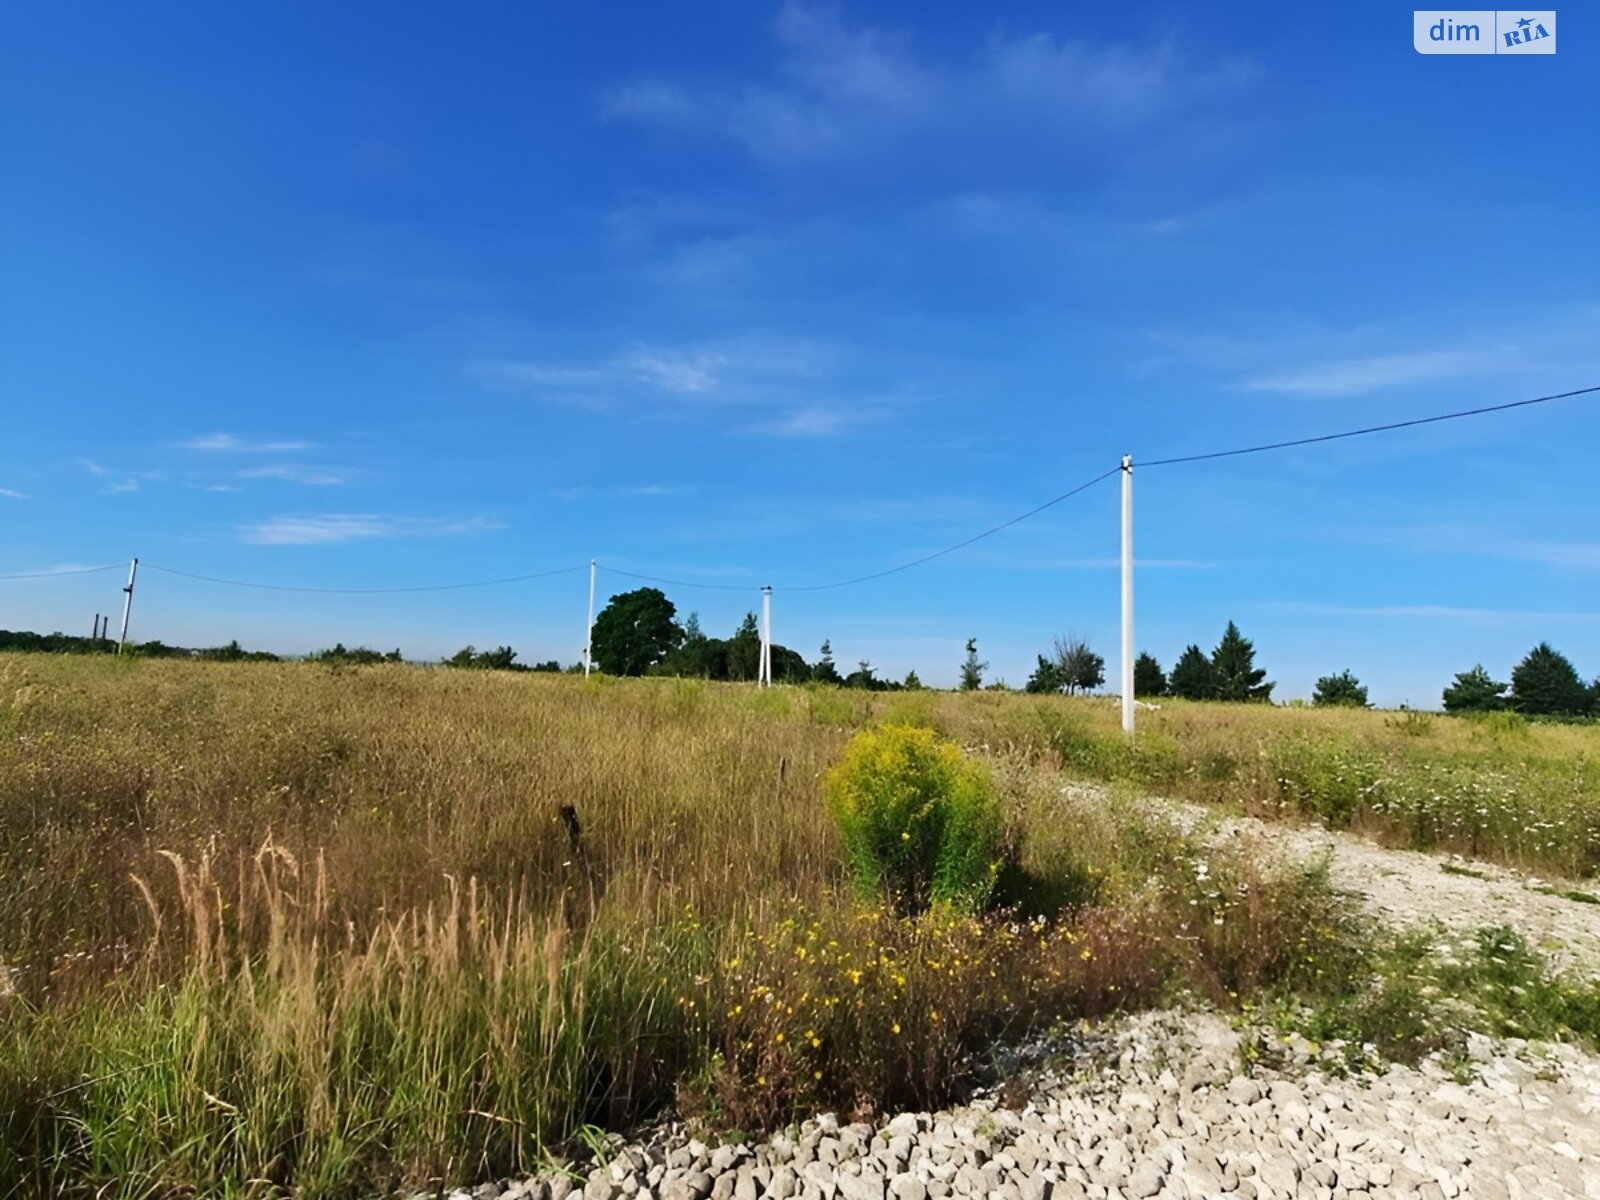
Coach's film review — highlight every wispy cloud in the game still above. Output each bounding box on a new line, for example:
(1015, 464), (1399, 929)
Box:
(1240, 350), (1500, 397)
(179, 432), (314, 454)
(479, 335), (829, 404)
(1035, 557), (1214, 570)
(7, 562), (104, 576)
(238, 513), (500, 546)
(1366, 524), (1600, 571)
(0, 487), (28, 500)
(106, 479), (141, 494)
(236, 464), (350, 487)
(552, 483), (689, 501)
(743, 405), (885, 438)
(78, 459), (107, 476)
(476, 334), (866, 437)
(1264, 600), (1600, 626)
(602, 3), (1254, 165)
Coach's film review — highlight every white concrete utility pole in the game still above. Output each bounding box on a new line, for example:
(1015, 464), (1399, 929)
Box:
(118, 557), (139, 655)
(760, 585), (773, 687)
(584, 559), (597, 677)
(1120, 457), (1134, 735)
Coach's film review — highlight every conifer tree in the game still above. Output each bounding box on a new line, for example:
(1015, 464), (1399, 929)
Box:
(1313, 669), (1369, 707)
(1510, 643), (1590, 716)
(1211, 621), (1273, 702)
(1441, 664), (1508, 713)
(959, 638), (986, 691)
(814, 639), (842, 685)
(1133, 652), (1167, 698)
(1168, 644), (1216, 700)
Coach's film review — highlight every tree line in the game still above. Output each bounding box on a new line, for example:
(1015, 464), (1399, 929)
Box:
(1441, 644), (1598, 718)
(589, 588), (923, 689)
(8, 603), (1595, 718)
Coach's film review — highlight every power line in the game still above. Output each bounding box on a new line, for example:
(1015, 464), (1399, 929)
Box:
(784, 465), (1123, 592)
(597, 565), (760, 592)
(0, 563), (124, 580)
(142, 562), (587, 595)
(1141, 383), (1600, 469)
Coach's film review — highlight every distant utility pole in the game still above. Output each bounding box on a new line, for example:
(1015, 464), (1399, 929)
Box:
(583, 559), (596, 677)
(759, 585), (773, 687)
(118, 558), (139, 654)
(1120, 456), (1134, 736)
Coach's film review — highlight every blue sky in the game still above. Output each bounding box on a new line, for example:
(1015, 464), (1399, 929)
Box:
(3, 2), (1597, 704)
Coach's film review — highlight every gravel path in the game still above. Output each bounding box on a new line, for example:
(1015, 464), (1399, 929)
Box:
(1172, 792), (1600, 977)
(471, 1011), (1600, 1200)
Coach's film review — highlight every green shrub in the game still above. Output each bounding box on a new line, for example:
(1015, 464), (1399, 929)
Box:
(824, 726), (1005, 912)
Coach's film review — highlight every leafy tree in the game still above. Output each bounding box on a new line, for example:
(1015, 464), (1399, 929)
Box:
(1024, 655), (1067, 694)
(1313, 669), (1370, 708)
(1052, 634), (1105, 694)
(1168, 644), (1216, 700)
(477, 646), (519, 671)
(1133, 652), (1167, 698)
(1510, 643), (1590, 717)
(1441, 664), (1509, 713)
(589, 587), (681, 676)
(1211, 621), (1273, 702)
(445, 645), (521, 671)
(813, 639), (842, 685)
(903, 670), (922, 690)
(682, 611), (704, 642)
(959, 639), (986, 692)
(202, 639), (247, 662)
(845, 660), (884, 691)
(727, 612), (762, 682)
(771, 645), (811, 683)
(311, 643), (386, 665)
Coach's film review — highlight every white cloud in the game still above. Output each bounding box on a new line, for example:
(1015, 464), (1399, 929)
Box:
(238, 513), (500, 546)
(1369, 524), (1600, 571)
(1240, 350), (1500, 397)
(1030, 557), (1214, 570)
(627, 351), (725, 394)
(236, 464), (349, 486)
(106, 479), (141, 494)
(0, 487), (27, 500)
(602, 3), (1253, 164)
(744, 405), (882, 438)
(179, 432), (314, 453)
(601, 80), (702, 125)
(476, 333), (840, 416)
(1264, 600), (1600, 625)
(552, 483), (688, 501)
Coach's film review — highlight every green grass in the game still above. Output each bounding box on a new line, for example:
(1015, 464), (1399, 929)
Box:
(1260, 923), (1600, 1077)
(2, 655), (1598, 1196)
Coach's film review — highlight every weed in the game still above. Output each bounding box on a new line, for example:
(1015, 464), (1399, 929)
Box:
(824, 726), (1005, 913)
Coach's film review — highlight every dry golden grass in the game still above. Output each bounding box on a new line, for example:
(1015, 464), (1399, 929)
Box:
(0, 654), (1591, 1197)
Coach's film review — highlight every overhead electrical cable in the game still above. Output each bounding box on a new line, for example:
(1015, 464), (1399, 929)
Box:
(596, 565), (761, 592)
(142, 562), (587, 595)
(0, 563), (125, 580)
(1140, 384), (1600, 468)
(782, 465), (1123, 592)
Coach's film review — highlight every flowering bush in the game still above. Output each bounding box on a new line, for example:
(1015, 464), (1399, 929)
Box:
(824, 726), (1006, 913)
(682, 904), (1161, 1126)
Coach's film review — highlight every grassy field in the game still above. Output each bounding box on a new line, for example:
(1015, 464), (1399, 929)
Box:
(1, 654), (1596, 1197)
